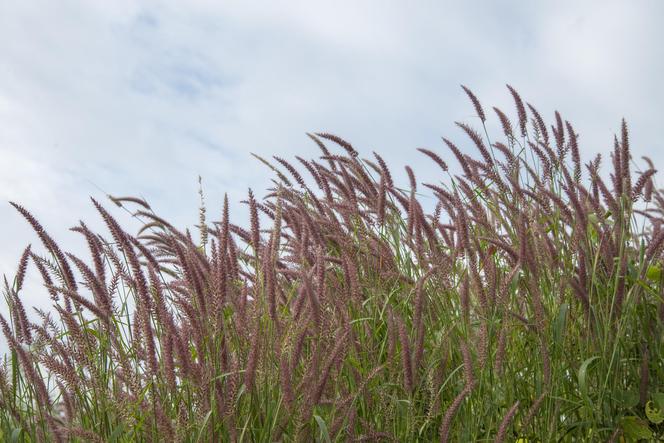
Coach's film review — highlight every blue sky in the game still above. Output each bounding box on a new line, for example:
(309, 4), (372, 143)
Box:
(1, 0), (663, 353)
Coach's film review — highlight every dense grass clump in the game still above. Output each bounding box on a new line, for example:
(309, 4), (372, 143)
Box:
(1, 86), (663, 442)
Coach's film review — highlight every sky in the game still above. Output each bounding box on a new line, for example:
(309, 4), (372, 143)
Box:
(1, 0), (663, 354)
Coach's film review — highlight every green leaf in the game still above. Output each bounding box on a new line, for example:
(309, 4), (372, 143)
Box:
(653, 392), (664, 411)
(196, 410), (214, 442)
(84, 326), (101, 339)
(10, 428), (22, 443)
(314, 414), (332, 443)
(645, 400), (664, 424)
(646, 264), (662, 281)
(578, 356), (599, 400)
(620, 416), (652, 441)
(617, 390), (639, 409)
(109, 423), (125, 442)
(553, 303), (569, 346)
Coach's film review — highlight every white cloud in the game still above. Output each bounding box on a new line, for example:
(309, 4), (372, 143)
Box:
(1, 0), (663, 355)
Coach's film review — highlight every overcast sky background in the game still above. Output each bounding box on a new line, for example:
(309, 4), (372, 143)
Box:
(1, 0), (663, 354)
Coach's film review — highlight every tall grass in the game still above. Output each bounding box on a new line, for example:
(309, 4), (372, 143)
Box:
(1, 86), (663, 442)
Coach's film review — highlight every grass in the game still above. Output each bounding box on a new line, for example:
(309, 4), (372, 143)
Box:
(1, 85), (663, 442)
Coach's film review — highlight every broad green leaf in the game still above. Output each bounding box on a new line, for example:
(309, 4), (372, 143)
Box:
(646, 264), (662, 281)
(653, 392), (664, 411)
(617, 390), (639, 409)
(645, 400), (664, 424)
(620, 416), (652, 441)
